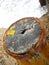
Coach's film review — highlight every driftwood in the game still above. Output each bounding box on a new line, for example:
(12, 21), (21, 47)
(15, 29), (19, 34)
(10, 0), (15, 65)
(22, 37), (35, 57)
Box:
(0, 14), (49, 65)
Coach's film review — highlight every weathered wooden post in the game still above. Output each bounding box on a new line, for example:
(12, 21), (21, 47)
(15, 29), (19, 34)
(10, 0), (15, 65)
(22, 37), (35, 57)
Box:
(3, 17), (46, 65)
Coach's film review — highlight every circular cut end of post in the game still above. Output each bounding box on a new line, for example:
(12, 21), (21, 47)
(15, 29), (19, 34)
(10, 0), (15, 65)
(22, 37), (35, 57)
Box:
(3, 17), (45, 55)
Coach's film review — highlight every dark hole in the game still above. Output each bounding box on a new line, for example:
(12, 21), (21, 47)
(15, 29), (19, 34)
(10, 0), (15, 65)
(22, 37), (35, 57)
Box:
(21, 29), (26, 34)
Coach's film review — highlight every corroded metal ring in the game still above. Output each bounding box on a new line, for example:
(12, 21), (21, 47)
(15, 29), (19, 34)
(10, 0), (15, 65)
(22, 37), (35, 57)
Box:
(3, 17), (46, 58)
